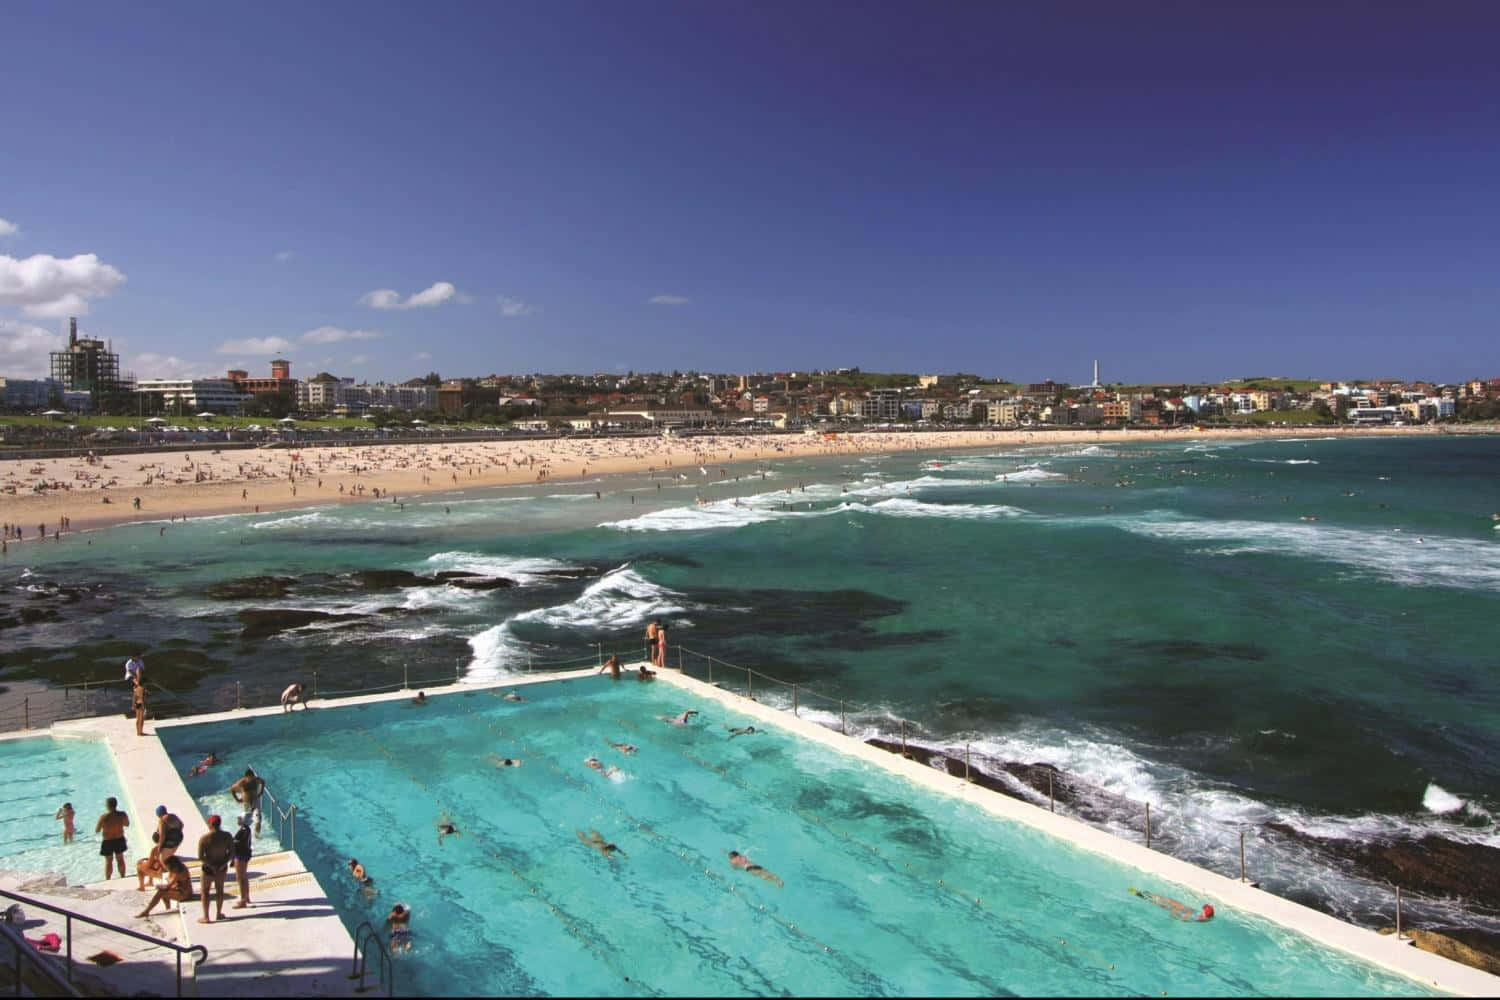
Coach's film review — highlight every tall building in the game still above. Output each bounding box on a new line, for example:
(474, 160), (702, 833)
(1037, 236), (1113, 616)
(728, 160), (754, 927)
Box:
(49, 317), (123, 396)
(237, 359), (298, 397)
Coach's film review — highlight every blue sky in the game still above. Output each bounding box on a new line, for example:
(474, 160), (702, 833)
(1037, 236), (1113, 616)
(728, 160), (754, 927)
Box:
(3, 1), (1498, 384)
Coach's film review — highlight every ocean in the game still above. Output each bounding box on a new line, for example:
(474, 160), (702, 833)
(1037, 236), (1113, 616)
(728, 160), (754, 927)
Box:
(4, 433), (1499, 945)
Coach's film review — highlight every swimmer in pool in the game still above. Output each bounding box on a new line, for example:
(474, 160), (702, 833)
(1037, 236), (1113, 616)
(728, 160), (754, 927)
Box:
(726, 725), (758, 738)
(348, 858), (377, 898)
(577, 829), (626, 860)
(728, 850), (783, 888)
(660, 710), (699, 727)
(584, 756), (620, 779)
(386, 903), (412, 953)
(609, 741), (638, 755)
(502, 691), (525, 703)
(1129, 887), (1214, 921)
(489, 755), (523, 768)
(437, 819), (459, 845)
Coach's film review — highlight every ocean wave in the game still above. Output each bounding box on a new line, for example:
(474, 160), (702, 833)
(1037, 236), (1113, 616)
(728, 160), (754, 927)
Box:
(994, 467), (1068, 483)
(423, 552), (581, 585)
(1102, 512), (1500, 591)
(247, 509), (336, 530)
(1248, 458), (1320, 465)
(1422, 782), (1467, 815)
(847, 475), (990, 497)
(863, 498), (1030, 521)
(466, 565), (691, 679)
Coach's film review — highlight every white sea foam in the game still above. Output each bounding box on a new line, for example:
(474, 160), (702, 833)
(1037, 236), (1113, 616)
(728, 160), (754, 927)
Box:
(863, 498), (1029, 521)
(1101, 511), (1500, 591)
(994, 467), (1068, 483)
(465, 565), (691, 679)
(1249, 458), (1320, 465)
(423, 552), (581, 585)
(847, 475), (989, 498)
(1423, 782), (1466, 814)
(248, 509), (335, 530)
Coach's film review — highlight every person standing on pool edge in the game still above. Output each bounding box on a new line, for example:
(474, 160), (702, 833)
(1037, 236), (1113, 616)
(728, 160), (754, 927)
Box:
(655, 622), (669, 668)
(132, 679), (147, 736)
(645, 620), (659, 663)
(197, 815), (235, 924)
(95, 797), (129, 879)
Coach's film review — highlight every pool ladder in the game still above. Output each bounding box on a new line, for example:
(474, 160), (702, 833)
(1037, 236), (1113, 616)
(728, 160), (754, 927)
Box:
(350, 921), (393, 996)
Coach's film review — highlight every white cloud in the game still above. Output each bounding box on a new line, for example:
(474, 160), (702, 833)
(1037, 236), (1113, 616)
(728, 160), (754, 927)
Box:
(301, 325), (380, 344)
(413, 351), (432, 361)
(349, 354), (370, 366)
(217, 336), (292, 355)
(648, 294), (690, 306)
(0, 253), (127, 317)
(273, 250), (295, 262)
(132, 352), (204, 378)
(498, 296), (539, 317)
(360, 280), (458, 310)
(0, 218), (18, 237)
(0, 318), (61, 377)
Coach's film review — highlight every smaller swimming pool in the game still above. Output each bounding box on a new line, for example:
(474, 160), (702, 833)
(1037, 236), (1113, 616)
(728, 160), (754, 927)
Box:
(0, 736), (135, 885)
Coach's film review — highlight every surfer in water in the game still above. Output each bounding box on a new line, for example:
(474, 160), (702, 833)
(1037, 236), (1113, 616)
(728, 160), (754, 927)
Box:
(1129, 887), (1214, 922)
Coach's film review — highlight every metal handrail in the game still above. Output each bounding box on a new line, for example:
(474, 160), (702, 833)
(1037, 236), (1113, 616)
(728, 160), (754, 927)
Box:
(0, 888), (207, 997)
(258, 784), (297, 852)
(349, 920), (393, 996)
(0, 920), (80, 997)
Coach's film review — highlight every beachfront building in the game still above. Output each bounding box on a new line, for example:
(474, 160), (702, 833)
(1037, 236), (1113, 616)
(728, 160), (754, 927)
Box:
(860, 388), (904, 421)
(0, 376), (64, 410)
(594, 405), (716, 428)
(135, 377), (248, 415)
(49, 318), (124, 397)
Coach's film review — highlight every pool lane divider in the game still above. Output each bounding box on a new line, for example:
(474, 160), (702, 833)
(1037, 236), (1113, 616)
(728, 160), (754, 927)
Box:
(650, 667), (1499, 997)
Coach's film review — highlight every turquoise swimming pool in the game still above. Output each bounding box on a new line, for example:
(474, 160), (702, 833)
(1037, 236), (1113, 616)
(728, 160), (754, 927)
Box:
(160, 679), (1434, 996)
(0, 736), (135, 886)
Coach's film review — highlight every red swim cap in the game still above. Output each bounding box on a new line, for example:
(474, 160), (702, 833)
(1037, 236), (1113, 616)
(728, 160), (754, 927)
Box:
(1202, 904), (1215, 919)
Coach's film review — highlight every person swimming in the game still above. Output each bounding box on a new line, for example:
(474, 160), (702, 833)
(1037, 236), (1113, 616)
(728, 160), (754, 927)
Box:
(489, 755), (523, 768)
(502, 691), (525, 703)
(185, 751), (220, 778)
(577, 829), (626, 860)
(660, 710), (699, 727)
(1129, 887), (1214, 922)
(609, 741), (638, 755)
(726, 725), (758, 738)
(584, 756), (621, 779)
(436, 819), (459, 844)
(386, 903), (412, 953)
(728, 850), (783, 888)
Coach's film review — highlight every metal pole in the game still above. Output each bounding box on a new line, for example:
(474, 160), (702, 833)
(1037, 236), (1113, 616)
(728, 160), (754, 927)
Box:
(176, 951), (182, 997)
(678, 648), (683, 672)
(235, 682), (241, 711)
(840, 700), (846, 734)
(402, 664), (409, 690)
(1396, 886), (1403, 940)
(1145, 802), (1151, 849)
(900, 719), (907, 755)
(708, 657), (713, 684)
(528, 654), (533, 673)
(313, 670), (318, 699)
(23, 696), (27, 730)
(597, 642), (603, 666)
(290, 805), (296, 852)
(65, 914), (72, 984)
(1048, 771), (1054, 812)
(793, 684), (799, 716)
(965, 743), (971, 782)
(1240, 830), (1246, 882)
(747, 668), (753, 700)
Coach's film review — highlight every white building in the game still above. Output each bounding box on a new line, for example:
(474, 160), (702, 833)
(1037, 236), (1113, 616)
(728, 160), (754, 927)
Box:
(136, 378), (248, 414)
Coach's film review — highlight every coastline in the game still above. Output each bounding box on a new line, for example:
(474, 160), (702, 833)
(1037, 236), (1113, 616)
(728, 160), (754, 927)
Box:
(0, 423), (1475, 542)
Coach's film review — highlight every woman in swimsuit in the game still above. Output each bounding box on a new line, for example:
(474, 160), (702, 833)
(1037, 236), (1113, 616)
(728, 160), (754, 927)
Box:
(136, 856), (193, 917)
(728, 850), (783, 888)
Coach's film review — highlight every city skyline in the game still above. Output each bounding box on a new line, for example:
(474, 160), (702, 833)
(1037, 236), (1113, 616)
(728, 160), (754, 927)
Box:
(4, 2), (1500, 384)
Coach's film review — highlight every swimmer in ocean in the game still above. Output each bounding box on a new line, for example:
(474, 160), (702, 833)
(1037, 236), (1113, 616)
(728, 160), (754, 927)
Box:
(1129, 887), (1214, 922)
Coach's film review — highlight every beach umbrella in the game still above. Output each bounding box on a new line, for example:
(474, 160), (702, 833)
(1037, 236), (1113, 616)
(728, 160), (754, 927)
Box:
(197, 411), (217, 419)
(278, 417), (297, 424)
(42, 409), (66, 416)
(146, 416), (168, 424)
(411, 419), (426, 425)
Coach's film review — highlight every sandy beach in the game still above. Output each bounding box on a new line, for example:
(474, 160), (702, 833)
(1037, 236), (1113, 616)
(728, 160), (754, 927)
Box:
(0, 424), (1460, 546)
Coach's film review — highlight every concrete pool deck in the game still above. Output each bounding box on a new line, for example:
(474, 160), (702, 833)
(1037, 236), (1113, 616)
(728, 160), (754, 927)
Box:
(4, 662), (1497, 996)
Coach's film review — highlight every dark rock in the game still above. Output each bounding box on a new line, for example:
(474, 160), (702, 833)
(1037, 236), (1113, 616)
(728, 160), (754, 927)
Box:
(1379, 927), (1500, 976)
(447, 577), (515, 591)
(432, 571), (481, 581)
(18, 607), (62, 625)
(347, 569), (432, 589)
(236, 608), (365, 639)
(1264, 823), (1500, 911)
(202, 576), (298, 600)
